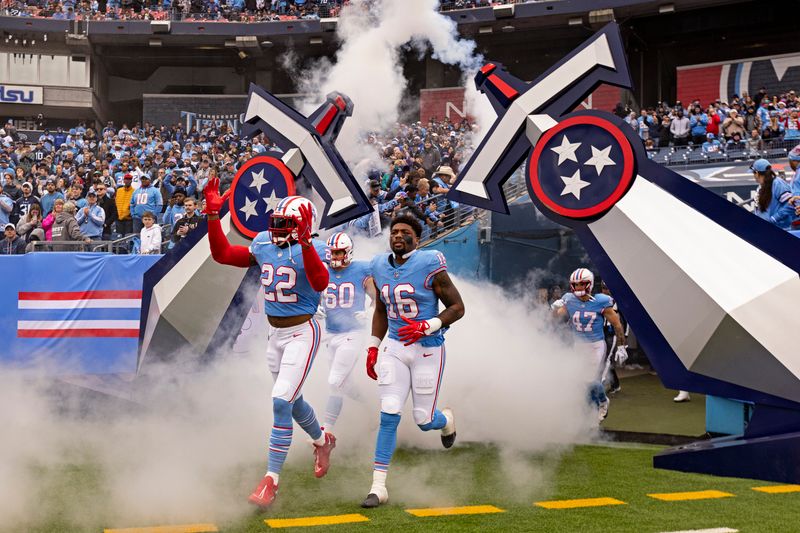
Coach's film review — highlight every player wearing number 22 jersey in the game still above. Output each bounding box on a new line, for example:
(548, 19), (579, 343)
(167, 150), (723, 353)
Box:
(321, 232), (374, 434)
(361, 215), (465, 509)
(204, 183), (336, 510)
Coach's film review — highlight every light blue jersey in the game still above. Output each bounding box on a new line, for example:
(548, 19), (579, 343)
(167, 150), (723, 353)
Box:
(250, 233), (327, 317)
(324, 260), (372, 334)
(371, 249), (448, 347)
(562, 292), (614, 343)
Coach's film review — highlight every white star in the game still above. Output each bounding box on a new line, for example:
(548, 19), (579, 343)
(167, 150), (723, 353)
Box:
(584, 145), (616, 175)
(560, 169), (591, 199)
(249, 169), (268, 193)
(550, 135), (581, 165)
(239, 196), (259, 221)
(263, 190), (282, 213)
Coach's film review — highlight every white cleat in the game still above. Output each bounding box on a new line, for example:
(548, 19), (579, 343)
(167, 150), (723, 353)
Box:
(441, 408), (457, 449)
(361, 485), (388, 508)
(598, 399), (610, 421)
(673, 390), (691, 403)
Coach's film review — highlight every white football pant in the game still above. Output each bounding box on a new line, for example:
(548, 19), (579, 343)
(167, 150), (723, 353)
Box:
(377, 337), (445, 426)
(266, 318), (322, 402)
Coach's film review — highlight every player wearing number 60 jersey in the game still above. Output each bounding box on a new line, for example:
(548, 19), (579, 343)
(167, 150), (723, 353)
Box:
(204, 180), (335, 510)
(552, 268), (626, 421)
(361, 215), (465, 509)
(322, 232), (374, 434)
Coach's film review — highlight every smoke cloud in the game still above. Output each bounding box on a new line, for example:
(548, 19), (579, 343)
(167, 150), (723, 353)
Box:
(288, 0), (485, 168)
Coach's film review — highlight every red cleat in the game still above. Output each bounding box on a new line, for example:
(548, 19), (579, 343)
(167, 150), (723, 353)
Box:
(313, 432), (336, 478)
(248, 474), (278, 508)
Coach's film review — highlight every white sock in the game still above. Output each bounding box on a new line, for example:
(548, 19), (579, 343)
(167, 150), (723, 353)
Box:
(371, 470), (387, 491)
(267, 471), (279, 484)
(313, 433), (326, 446)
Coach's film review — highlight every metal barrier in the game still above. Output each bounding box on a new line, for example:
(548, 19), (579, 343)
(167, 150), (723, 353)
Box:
(649, 137), (800, 168)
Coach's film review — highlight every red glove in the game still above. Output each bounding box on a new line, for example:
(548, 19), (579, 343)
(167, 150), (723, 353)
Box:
(294, 202), (314, 247)
(203, 177), (231, 216)
(398, 316), (431, 346)
(366, 347), (378, 380)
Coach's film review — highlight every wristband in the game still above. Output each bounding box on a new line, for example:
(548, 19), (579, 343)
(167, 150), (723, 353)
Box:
(368, 335), (382, 349)
(424, 317), (443, 335)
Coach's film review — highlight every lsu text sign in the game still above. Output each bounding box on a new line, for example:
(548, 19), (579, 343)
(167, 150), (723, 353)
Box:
(0, 84), (43, 105)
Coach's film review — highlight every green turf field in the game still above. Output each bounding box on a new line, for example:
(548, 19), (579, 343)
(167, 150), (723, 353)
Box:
(22, 442), (800, 533)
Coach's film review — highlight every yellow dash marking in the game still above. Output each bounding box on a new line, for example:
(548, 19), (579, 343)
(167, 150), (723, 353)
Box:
(648, 490), (734, 501)
(752, 484), (800, 494)
(266, 513), (369, 528)
(104, 524), (218, 533)
(535, 497), (626, 509)
(405, 505), (505, 517)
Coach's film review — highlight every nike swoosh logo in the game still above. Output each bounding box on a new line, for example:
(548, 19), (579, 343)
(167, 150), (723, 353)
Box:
(292, 333), (302, 338)
(422, 353), (433, 358)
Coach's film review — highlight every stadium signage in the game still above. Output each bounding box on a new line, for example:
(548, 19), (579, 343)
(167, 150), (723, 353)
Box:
(0, 84), (43, 105)
(180, 111), (243, 134)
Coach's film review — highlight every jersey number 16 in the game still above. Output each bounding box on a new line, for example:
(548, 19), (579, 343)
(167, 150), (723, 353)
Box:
(381, 283), (418, 319)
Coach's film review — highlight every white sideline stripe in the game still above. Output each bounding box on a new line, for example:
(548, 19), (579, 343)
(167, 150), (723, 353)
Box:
(17, 320), (140, 330)
(661, 527), (739, 533)
(18, 299), (141, 309)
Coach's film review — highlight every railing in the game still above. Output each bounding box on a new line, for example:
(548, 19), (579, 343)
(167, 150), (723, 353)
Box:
(418, 169), (527, 246)
(27, 224), (173, 254)
(649, 137), (800, 168)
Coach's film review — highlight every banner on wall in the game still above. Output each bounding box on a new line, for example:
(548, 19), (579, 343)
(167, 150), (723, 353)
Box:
(677, 52), (800, 105)
(418, 84), (622, 124)
(0, 253), (161, 375)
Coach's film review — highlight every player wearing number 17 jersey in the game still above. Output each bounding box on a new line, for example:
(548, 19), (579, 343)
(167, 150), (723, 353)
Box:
(361, 215), (465, 509)
(322, 232), (374, 434)
(204, 180), (335, 510)
(552, 268), (626, 421)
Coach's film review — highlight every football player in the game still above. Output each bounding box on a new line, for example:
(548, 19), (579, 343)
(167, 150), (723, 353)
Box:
(322, 232), (374, 433)
(552, 268), (626, 421)
(204, 178), (336, 509)
(361, 215), (465, 508)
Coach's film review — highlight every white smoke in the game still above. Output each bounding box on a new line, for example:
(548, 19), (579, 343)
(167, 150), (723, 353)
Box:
(291, 0), (484, 169)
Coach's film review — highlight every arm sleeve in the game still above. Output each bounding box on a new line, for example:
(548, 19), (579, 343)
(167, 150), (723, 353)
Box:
(91, 207), (105, 225)
(773, 185), (795, 227)
(75, 210), (86, 223)
(207, 216), (252, 267)
(302, 242), (329, 292)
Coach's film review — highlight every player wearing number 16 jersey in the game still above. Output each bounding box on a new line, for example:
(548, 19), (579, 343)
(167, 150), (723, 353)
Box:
(204, 180), (335, 510)
(552, 268), (626, 421)
(322, 232), (374, 434)
(361, 215), (465, 509)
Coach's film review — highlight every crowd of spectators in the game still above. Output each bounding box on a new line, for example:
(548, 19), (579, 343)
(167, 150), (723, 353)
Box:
(0, 112), (479, 254)
(2, 85), (800, 255)
(0, 0), (518, 21)
(615, 88), (800, 154)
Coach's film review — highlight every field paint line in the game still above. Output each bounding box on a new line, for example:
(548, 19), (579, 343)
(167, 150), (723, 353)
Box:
(647, 490), (734, 501)
(104, 524), (218, 533)
(405, 505), (505, 517)
(265, 513), (369, 528)
(657, 528), (738, 533)
(535, 497), (626, 509)
(752, 484), (800, 494)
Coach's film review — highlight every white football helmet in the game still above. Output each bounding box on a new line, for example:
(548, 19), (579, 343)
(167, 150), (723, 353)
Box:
(569, 267), (594, 297)
(326, 232), (353, 268)
(269, 196), (317, 245)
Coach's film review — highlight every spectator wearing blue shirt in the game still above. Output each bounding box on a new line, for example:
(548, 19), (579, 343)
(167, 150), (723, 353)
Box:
(752, 158), (794, 230)
(75, 191), (105, 239)
(130, 174), (163, 233)
(757, 101), (771, 132)
(701, 133), (722, 154)
(0, 190), (13, 226)
(689, 107), (709, 145)
(40, 180), (65, 215)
